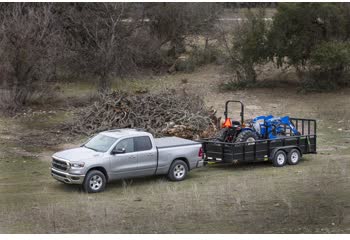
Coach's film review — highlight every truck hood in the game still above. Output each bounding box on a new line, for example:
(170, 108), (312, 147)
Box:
(53, 147), (103, 162)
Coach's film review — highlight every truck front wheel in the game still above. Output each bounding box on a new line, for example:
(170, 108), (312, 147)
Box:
(83, 170), (106, 193)
(168, 160), (188, 181)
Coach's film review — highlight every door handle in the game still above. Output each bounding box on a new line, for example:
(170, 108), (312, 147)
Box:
(129, 156), (137, 159)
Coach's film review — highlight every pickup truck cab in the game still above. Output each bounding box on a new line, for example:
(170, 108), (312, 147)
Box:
(51, 129), (203, 193)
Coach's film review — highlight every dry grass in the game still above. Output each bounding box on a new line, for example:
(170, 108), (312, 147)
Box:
(0, 65), (349, 233)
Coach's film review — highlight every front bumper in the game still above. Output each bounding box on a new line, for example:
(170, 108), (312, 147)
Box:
(51, 168), (85, 184)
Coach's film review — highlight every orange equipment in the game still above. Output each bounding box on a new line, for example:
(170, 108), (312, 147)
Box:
(222, 118), (232, 128)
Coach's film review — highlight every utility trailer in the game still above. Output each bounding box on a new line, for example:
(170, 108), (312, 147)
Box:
(201, 118), (317, 167)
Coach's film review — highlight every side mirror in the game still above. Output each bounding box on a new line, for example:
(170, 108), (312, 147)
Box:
(111, 148), (126, 155)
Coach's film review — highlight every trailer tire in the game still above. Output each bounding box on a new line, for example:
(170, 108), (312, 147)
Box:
(272, 150), (287, 167)
(287, 149), (301, 165)
(167, 160), (188, 181)
(83, 170), (106, 193)
(235, 130), (258, 143)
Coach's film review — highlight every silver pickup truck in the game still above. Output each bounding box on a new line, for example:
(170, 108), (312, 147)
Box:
(51, 129), (204, 193)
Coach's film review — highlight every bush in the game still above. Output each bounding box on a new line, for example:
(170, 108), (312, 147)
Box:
(268, 3), (350, 91)
(175, 46), (222, 73)
(310, 41), (350, 71)
(221, 8), (270, 84)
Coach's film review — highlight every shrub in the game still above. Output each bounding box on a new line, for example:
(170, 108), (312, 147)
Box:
(175, 46), (222, 73)
(268, 3), (350, 91)
(221, 8), (270, 84)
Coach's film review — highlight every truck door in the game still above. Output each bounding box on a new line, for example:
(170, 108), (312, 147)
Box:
(134, 136), (158, 176)
(110, 138), (138, 179)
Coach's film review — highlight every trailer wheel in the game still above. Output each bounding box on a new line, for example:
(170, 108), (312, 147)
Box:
(272, 150), (287, 167)
(167, 160), (188, 181)
(287, 149), (301, 165)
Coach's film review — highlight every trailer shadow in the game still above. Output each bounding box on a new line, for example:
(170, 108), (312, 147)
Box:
(205, 160), (273, 171)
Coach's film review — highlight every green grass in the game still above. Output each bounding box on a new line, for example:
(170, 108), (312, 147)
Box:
(0, 75), (349, 233)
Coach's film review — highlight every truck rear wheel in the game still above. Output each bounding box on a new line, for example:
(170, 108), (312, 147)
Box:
(272, 150), (287, 167)
(287, 149), (301, 165)
(167, 160), (188, 181)
(83, 170), (106, 193)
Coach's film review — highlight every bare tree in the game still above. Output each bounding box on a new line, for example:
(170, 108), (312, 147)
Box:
(145, 3), (221, 57)
(62, 3), (145, 93)
(0, 3), (61, 108)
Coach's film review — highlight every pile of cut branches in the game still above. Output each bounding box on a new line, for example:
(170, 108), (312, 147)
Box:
(68, 90), (218, 139)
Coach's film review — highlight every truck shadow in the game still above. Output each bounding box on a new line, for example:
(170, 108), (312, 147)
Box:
(51, 159), (309, 193)
(51, 181), (83, 193)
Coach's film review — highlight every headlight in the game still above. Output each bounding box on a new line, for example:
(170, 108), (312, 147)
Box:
(70, 162), (85, 168)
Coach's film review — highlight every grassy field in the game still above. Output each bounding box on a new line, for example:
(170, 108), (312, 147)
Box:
(0, 65), (349, 233)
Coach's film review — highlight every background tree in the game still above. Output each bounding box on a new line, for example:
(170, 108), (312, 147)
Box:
(61, 3), (146, 93)
(145, 3), (221, 58)
(267, 3), (350, 89)
(0, 3), (61, 107)
(220, 8), (269, 85)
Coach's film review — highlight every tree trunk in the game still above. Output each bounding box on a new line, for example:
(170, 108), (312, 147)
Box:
(98, 73), (111, 93)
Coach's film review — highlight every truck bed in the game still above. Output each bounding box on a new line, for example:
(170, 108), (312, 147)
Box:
(154, 137), (200, 149)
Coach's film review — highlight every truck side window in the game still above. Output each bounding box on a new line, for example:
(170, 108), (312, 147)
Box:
(134, 136), (152, 152)
(115, 138), (134, 153)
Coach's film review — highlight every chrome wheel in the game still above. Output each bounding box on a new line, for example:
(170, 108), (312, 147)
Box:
(89, 175), (103, 191)
(277, 153), (286, 165)
(174, 164), (185, 179)
(290, 151), (299, 163)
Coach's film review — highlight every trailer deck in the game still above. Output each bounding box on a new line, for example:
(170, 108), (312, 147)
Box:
(201, 118), (316, 164)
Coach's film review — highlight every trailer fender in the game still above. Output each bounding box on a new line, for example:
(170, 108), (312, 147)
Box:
(269, 146), (302, 160)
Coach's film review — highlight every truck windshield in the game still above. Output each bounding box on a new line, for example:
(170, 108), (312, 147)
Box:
(84, 134), (118, 152)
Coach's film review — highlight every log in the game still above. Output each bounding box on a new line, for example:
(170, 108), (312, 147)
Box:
(67, 90), (218, 139)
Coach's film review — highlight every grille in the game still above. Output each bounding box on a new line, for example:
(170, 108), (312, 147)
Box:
(51, 170), (66, 178)
(52, 158), (69, 171)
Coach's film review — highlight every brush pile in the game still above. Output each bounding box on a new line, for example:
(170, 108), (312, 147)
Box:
(69, 90), (218, 139)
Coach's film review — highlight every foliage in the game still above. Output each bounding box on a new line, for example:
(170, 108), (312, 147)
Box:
(0, 3), (61, 109)
(310, 41), (350, 71)
(0, 2), (221, 108)
(267, 3), (350, 90)
(269, 3), (350, 68)
(60, 3), (146, 92)
(145, 3), (221, 57)
(176, 46), (222, 73)
(221, 8), (270, 83)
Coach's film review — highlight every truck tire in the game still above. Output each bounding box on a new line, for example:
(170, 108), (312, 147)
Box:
(235, 130), (258, 143)
(272, 150), (287, 167)
(167, 160), (188, 181)
(287, 149), (301, 165)
(83, 170), (106, 193)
